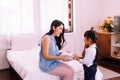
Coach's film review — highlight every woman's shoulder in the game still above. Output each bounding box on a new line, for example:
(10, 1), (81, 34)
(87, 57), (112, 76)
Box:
(43, 35), (49, 38)
(42, 35), (50, 42)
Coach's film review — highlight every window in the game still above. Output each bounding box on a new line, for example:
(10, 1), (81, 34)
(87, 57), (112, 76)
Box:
(40, 0), (73, 34)
(66, 0), (73, 32)
(0, 0), (34, 34)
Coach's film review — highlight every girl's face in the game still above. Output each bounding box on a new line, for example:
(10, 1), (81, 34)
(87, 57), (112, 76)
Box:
(84, 37), (91, 45)
(53, 24), (63, 37)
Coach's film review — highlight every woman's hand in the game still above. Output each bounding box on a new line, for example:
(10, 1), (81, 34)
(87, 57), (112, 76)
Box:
(59, 55), (71, 62)
(59, 50), (63, 55)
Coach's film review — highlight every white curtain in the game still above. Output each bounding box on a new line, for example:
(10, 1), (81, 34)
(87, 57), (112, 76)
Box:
(0, 0), (34, 35)
(40, 0), (69, 35)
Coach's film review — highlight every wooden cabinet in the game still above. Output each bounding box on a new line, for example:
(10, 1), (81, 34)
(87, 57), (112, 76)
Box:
(97, 32), (120, 61)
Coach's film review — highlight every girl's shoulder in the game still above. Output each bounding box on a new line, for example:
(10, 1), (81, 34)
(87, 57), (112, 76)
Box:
(86, 44), (97, 51)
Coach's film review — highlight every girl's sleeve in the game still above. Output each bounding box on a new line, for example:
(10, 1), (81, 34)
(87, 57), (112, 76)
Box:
(79, 48), (96, 67)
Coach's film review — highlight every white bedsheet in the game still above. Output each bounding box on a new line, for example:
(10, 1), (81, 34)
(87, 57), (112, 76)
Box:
(7, 46), (84, 80)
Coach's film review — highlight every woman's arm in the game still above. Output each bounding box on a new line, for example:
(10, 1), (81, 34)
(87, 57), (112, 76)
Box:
(42, 35), (70, 61)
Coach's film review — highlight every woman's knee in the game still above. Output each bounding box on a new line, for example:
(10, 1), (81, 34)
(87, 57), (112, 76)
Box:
(64, 64), (74, 74)
(65, 68), (74, 77)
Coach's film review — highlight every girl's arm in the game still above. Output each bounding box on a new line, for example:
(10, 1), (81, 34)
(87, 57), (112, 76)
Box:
(79, 48), (96, 67)
(73, 44), (89, 61)
(82, 44), (89, 58)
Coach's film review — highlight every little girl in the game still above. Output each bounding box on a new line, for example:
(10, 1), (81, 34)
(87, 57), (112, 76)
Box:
(74, 28), (98, 80)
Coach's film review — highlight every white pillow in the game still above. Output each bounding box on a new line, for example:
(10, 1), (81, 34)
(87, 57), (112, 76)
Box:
(10, 34), (39, 50)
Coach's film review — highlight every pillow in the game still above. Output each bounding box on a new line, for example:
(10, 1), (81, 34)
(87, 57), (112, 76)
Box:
(10, 34), (39, 50)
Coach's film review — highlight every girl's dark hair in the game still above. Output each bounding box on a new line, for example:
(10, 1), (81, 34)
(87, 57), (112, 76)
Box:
(84, 27), (98, 43)
(46, 19), (65, 50)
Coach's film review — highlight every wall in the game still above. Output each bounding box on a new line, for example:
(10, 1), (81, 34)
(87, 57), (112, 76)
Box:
(34, 0), (101, 54)
(1, 0), (120, 69)
(35, 0), (120, 54)
(63, 0), (101, 54)
(101, 0), (120, 19)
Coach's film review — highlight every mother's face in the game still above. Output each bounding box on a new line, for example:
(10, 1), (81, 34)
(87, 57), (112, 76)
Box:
(53, 24), (63, 37)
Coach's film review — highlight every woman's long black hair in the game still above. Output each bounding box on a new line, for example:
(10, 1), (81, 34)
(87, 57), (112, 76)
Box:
(46, 20), (65, 50)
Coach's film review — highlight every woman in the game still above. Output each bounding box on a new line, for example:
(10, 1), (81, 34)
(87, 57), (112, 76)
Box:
(39, 20), (74, 80)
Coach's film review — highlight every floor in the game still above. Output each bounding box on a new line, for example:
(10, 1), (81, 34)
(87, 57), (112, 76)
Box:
(98, 66), (120, 80)
(98, 58), (120, 80)
(0, 58), (120, 80)
(0, 68), (22, 80)
(98, 58), (120, 74)
(105, 77), (120, 80)
(0, 69), (11, 80)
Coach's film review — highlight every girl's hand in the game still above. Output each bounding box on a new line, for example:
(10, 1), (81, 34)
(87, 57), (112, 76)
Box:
(73, 54), (80, 61)
(59, 55), (71, 62)
(84, 44), (89, 48)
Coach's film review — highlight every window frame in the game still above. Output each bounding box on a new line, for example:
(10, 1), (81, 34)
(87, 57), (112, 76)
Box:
(65, 0), (73, 33)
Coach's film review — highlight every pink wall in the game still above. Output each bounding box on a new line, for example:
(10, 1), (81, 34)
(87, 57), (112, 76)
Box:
(34, 0), (120, 54)
(101, 0), (120, 19)
(33, 0), (102, 53)
(63, 0), (101, 54)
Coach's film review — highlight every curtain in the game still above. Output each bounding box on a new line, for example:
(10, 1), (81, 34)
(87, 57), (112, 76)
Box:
(40, 0), (69, 35)
(0, 0), (34, 35)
